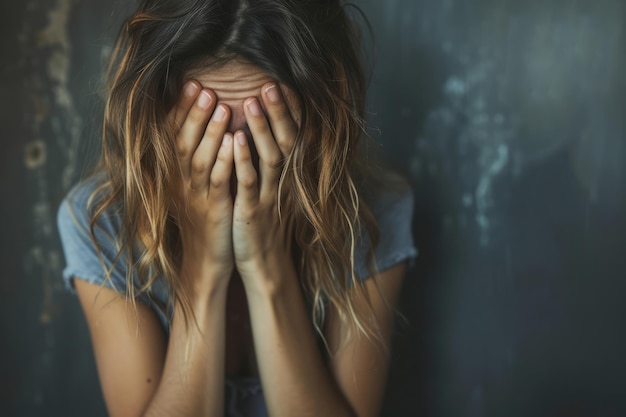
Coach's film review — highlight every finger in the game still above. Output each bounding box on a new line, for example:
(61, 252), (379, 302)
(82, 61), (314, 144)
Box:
(243, 97), (283, 195)
(207, 133), (235, 205)
(190, 104), (231, 193)
(260, 83), (298, 157)
(233, 131), (259, 208)
(177, 89), (216, 181)
(171, 81), (201, 128)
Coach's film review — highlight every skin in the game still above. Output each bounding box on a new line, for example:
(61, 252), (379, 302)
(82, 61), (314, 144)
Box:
(75, 60), (406, 417)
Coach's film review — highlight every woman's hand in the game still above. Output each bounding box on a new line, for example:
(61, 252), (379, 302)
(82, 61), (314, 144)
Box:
(232, 83), (298, 288)
(171, 81), (235, 293)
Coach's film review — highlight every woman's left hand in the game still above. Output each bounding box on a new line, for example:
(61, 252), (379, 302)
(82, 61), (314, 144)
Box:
(232, 83), (298, 289)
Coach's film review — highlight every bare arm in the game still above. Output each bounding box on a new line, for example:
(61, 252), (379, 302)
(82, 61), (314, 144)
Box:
(76, 276), (229, 417)
(324, 263), (406, 417)
(242, 262), (405, 417)
(78, 259), (404, 417)
(74, 80), (238, 416)
(75, 279), (166, 417)
(232, 82), (407, 416)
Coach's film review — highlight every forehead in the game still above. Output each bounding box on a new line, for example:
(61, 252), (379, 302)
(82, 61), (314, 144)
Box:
(187, 60), (275, 134)
(188, 60), (273, 106)
(185, 59), (300, 133)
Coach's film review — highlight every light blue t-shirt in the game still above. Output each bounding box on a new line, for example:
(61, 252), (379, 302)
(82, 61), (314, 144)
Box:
(56, 173), (417, 416)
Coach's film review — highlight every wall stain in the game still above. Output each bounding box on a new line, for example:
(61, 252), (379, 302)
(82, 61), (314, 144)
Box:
(21, 0), (79, 333)
(36, 0), (81, 190)
(25, 140), (47, 169)
(419, 59), (515, 246)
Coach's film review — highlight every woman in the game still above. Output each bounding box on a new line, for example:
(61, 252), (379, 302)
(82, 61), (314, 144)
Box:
(57, 0), (417, 416)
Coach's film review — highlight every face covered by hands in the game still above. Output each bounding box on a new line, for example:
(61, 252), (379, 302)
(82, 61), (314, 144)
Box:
(171, 60), (300, 293)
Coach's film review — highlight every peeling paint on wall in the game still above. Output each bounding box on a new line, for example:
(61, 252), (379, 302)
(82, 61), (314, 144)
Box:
(21, 0), (80, 329)
(16, 2), (82, 409)
(36, 0), (82, 190)
(418, 59), (516, 246)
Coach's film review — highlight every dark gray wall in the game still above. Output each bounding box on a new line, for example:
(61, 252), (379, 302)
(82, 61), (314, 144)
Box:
(2, 0), (625, 416)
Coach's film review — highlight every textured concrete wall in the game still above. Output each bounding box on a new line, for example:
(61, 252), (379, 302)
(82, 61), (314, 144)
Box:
(2, 1), (625, 416)
(1, 1), (129, 415)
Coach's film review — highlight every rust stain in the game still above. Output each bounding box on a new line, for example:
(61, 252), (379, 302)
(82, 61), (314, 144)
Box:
(25, 141), (47, 169)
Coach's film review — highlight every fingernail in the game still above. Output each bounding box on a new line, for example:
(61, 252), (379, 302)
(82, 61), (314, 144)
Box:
(236, 132), (247, 146)
(213, 105), (226, 121)
(246, 98), (262, 116)
(184, 82), (199, 97)
(197, 91), (212, 109)
(223, 134), (232, 146)
(265, 84), (280, 103)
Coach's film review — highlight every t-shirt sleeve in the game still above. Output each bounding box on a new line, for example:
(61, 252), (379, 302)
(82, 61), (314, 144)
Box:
(56, 180), (129, 295)
(353, 185), (418, 281)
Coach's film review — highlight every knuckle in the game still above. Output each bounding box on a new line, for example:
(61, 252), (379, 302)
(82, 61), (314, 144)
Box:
(187, 107), (207, 124)
(237, 151), (252, 163)
(209, 173), (226, 189)
(176, 140), (191, 157)
(266, 155), (282, 170)
(272, 106), (291, 123)
(191, 157), (209, 173)
(216, 148), (230, 163)
(206, 120), (227, 139)
(254, 121), (271, 136)
(239, 174), (257, 189)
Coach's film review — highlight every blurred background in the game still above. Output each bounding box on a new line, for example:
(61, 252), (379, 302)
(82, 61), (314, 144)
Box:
(1, 0), (625, 416)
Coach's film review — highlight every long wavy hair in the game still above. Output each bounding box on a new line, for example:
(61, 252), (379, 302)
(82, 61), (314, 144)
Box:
(89, 0), (390, 347)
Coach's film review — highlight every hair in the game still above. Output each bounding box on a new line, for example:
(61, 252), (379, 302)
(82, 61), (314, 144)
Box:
(88, 0), (397, 349)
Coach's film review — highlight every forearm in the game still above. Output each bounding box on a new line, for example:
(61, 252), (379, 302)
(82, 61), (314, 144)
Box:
(244, 261), (357, 417)
(143, 278), (229, 417)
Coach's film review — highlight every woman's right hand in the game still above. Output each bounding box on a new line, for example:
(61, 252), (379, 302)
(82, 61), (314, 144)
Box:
(171, 81), (235, 293)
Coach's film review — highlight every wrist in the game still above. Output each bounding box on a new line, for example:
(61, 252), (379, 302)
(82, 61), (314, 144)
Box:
(240, 254), (298, 298)
(172, 277), (229, 336)
(179, 261), (232, 300)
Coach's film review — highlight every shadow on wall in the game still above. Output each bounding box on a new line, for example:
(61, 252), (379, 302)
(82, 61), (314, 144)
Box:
(365, 0), (626, 416)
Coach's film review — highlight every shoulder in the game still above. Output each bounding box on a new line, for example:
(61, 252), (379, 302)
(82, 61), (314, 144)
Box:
(57, 174), (122, 238)
(57, 173), (126, 292)
(361, 172), (415, 224)
(56, 173), (119, 247)
(354, 171), (418, 280)
(57, 174), (172, 330)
